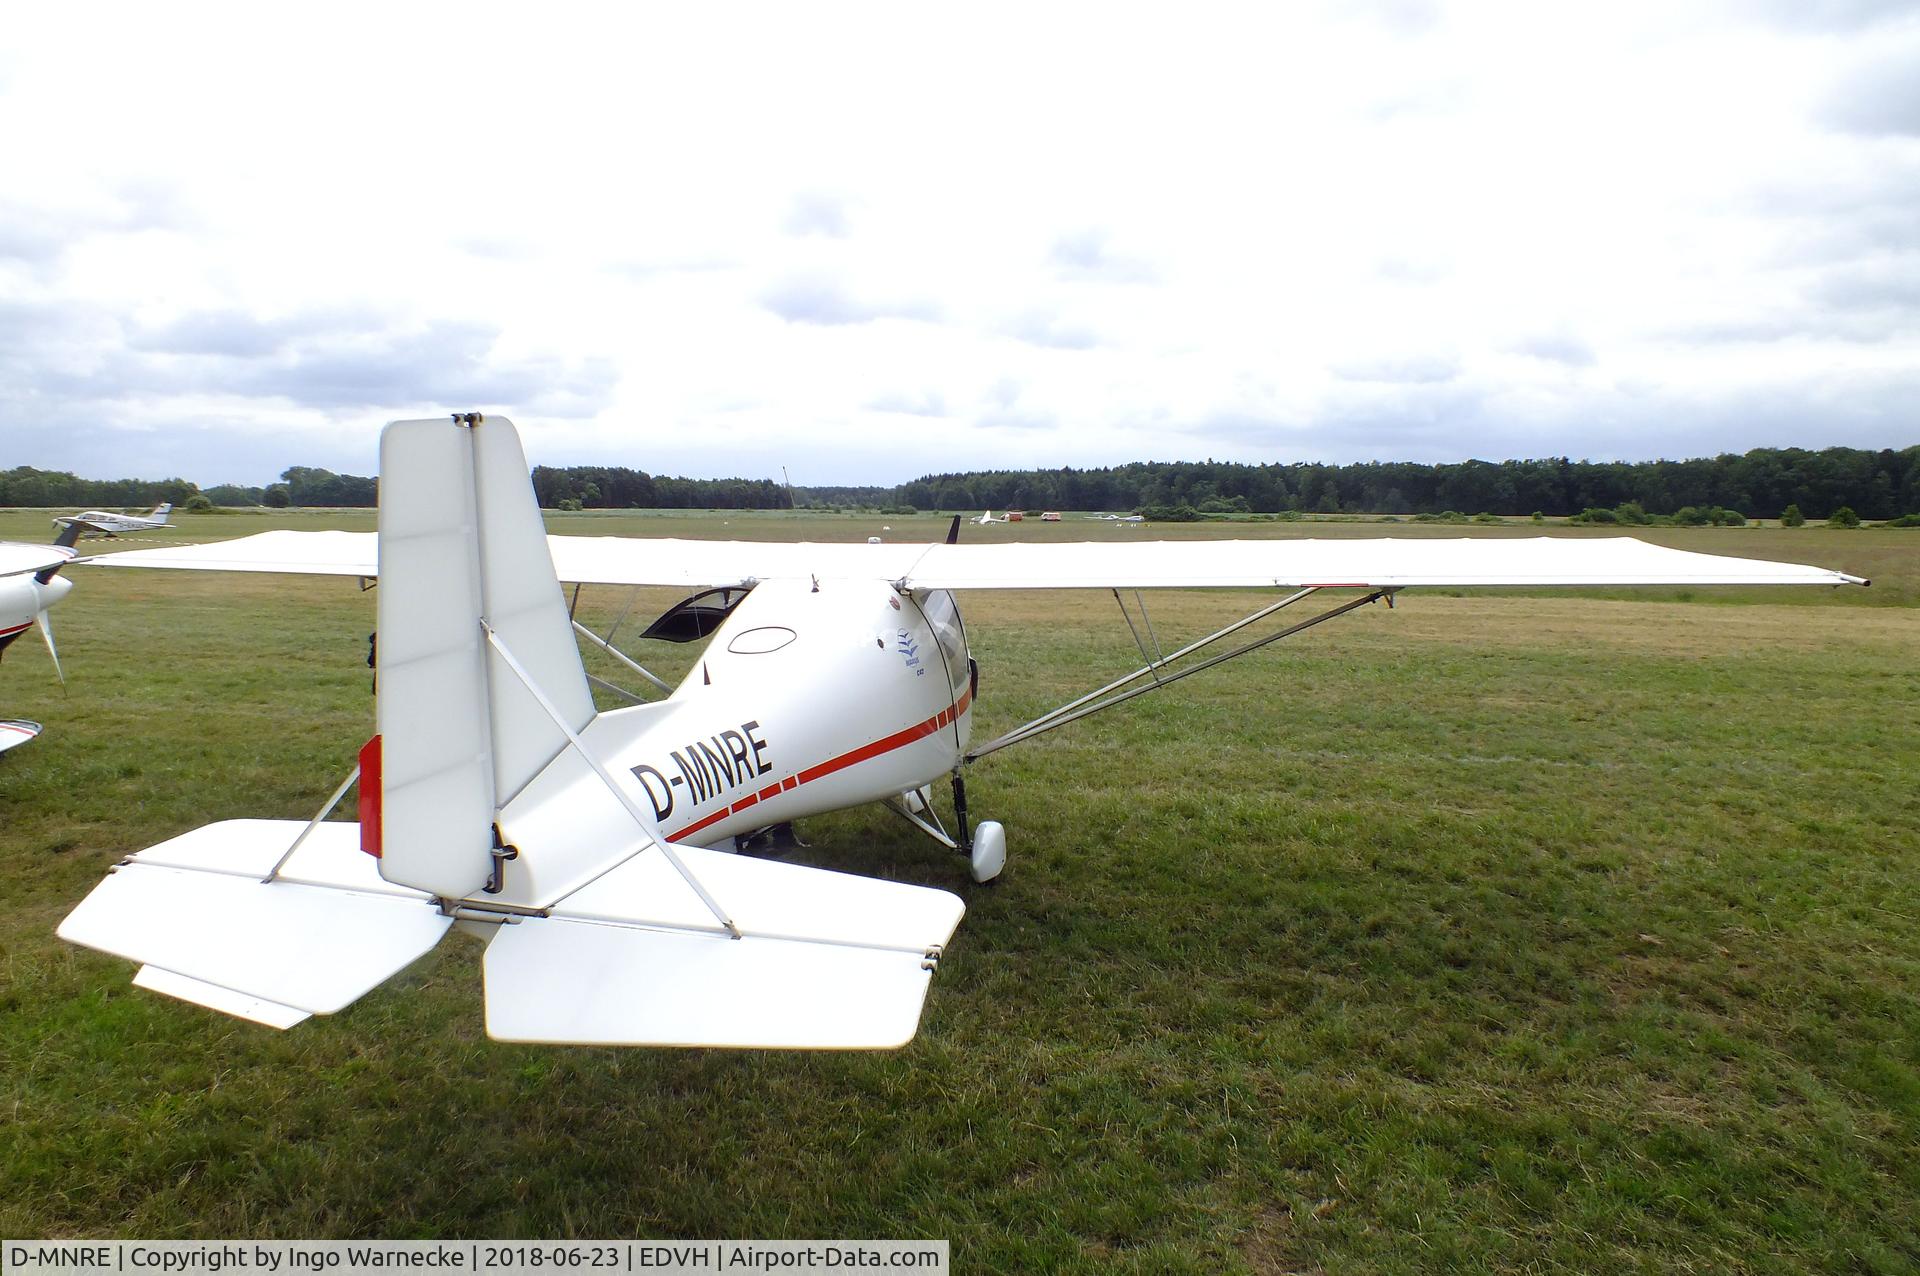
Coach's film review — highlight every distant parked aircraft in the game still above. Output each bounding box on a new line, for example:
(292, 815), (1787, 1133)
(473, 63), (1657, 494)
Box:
(54, 503), (172, 538)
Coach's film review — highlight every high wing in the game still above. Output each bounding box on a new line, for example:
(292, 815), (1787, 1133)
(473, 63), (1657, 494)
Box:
(81, 529), (379, 576)
(900, 538), (1866, 589)
(80, 530), (934, 586)
(1, 542), (77, 579)
(82, 529), (1866, 589)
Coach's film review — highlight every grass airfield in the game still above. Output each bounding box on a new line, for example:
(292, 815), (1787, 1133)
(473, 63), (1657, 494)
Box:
(1, 507), (1916, 1273)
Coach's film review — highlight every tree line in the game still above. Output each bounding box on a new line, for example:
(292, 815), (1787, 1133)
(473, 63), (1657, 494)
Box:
(529, 466), (792, 511)
(894, 446), (1920, 521)
(2, 444), (1914, 519)
(0, 464), (793, 511)
(0, 467), (202, 509)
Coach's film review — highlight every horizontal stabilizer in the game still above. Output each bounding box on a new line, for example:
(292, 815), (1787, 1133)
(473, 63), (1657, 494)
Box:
(484, 847), (965, 1048)
(485, 924), (945, 1049)
(59, 820), (450, 1016)
(133, 965), (312, 1029)
(555, 840), (968, 948)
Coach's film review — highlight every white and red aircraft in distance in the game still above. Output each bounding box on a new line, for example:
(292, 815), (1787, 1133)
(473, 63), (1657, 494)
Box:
(53, 502), (173, 538)
(0, 532), (79, 753)
(60, 415), (1868, 1050)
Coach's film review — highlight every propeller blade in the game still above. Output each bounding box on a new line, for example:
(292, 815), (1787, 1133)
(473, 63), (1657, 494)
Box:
(36, 609), (64, 686)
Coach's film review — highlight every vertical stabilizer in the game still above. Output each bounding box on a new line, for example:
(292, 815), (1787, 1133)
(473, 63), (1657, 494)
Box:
(373, 415), (593, 900)
(375, 419), (496, 898)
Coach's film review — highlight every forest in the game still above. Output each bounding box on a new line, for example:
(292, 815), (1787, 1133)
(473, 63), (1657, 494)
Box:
(1, 444), (1914, 520)
(894, 446), (1920, 521)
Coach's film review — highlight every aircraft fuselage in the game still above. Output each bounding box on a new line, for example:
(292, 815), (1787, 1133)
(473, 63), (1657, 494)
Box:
(636, 576), (972, 843)
(488, 576), (973, 907)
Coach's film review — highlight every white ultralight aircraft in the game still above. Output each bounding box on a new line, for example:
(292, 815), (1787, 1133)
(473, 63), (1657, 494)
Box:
(0, 532), (78, 753)
(53, 502), (173, 538)
(59, 415), (1867, 1048)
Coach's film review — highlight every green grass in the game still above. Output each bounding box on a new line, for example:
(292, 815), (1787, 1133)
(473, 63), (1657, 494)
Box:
(2, 510), (1917, 1272)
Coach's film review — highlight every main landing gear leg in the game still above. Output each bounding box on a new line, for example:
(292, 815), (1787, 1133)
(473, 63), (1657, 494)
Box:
(952, 770), (1005, 885)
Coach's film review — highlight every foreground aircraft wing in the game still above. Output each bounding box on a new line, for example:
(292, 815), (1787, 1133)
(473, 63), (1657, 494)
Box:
(898, 538), (1868, 590)
(1, 542), (77, 579)
(84, 530), (1863, 590)
(81, 531), (927, 585)
(81, 529), (378, 576)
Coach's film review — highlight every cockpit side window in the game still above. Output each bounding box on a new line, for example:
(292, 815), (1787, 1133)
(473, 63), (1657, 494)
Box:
(916, 589), (968, 695)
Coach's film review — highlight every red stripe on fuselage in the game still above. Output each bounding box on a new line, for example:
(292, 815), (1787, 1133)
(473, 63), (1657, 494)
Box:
(668, 686), (973, 841)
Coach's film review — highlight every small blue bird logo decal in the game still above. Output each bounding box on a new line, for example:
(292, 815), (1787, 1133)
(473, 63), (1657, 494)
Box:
(896, 629), (925, 676)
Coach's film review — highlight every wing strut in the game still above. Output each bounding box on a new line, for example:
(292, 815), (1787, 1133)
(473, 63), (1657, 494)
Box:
(967, 587), (1394, 761)
(584, 672), (649, 705)
(481, 620), (741, 938)
(571, 618), (674, 694)
(1114, 589), (1169, 680)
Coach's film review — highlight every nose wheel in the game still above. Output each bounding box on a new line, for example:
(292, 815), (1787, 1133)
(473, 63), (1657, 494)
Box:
(951, 772), (1006, 884)
(886, 772), (1007, 883)
(968, 821), (1006, 883)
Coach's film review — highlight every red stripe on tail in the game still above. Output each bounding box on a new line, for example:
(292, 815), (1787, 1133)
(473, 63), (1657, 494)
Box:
(358, 735), (383, 858)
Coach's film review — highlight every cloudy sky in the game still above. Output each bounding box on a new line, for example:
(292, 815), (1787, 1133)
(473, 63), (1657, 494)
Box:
(3, 1), (1916, 487)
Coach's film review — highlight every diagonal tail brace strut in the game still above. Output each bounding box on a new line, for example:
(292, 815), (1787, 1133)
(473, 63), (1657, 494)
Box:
(482, 621), (740, 938)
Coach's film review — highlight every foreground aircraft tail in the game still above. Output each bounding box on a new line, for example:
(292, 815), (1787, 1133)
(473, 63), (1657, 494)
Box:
(371, 414), (593, 898)
(61, 415), (964, 1049)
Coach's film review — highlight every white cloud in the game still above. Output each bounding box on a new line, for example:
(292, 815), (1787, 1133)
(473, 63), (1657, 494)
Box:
(0, 1), (1915, 486)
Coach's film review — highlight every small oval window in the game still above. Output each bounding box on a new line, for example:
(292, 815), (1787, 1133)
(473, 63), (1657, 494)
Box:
(727, 626), (797, 655)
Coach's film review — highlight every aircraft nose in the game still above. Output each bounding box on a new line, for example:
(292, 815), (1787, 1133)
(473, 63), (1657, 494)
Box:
(38, 574), (74, 608)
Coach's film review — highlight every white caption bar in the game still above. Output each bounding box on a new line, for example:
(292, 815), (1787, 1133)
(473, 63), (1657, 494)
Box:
(2, 1242), (948, 1276)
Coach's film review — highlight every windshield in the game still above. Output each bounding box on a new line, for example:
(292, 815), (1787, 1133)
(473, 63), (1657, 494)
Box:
(916, 589), (968, 696)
